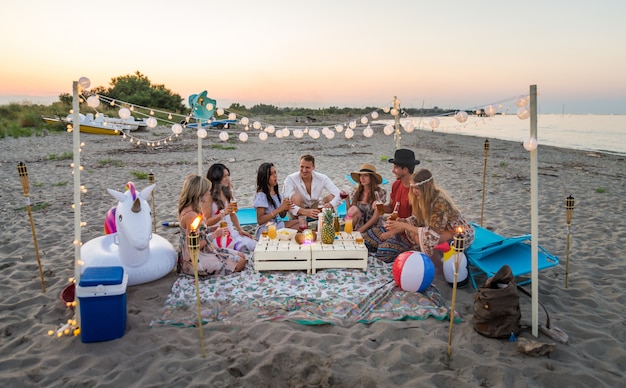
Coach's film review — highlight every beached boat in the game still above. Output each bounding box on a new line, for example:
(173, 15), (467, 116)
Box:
(42, 114), (148, 136)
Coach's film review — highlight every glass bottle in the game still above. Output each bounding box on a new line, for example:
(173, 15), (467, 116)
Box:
(333, 210), (340, 235)
(389, 202), (400, 221)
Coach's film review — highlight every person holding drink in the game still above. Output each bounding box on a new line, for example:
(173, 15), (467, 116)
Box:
(205, 163), (256, 252)
(346, 163), (387, 234)
(253, 162), (299, 240)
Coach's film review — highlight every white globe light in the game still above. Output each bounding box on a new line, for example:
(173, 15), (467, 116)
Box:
(429, 117), (440, 129)
(335, 124), (344, 133)
(217, 108), (224, 116)
(322, 127), (329, 136)
(349, 120), (357, 129)
(455, 111), (468, 123)
(485, 105), (497, 117)
(325, 130), (335, 139)
(206, 103), (214, 111)
(78, 77), (91, 89)
(239, 132), (248, 142)
(228, 112), (236, 120)
(240, 117), (249, 125)
(118, 108), (131, 119)
(382, 106), (390, 113)
(363, 125), (373, 137)
(517, 107), (530, 120)
(146, 117), (158, 128)
(404, 122), (415, 133)
(383, 124), (394, 136)
(253, 121), (261, 130)
(276, 131), (283, 139)
(523, 137), (538, 151)
(219, 131), (229, 141)
(390, 108), (399, 116)
(259, 132), (268, 141)
(197, 128), (207, 138)
(171, 123), (183, 134)
(294, 129), (304, 138)
(360, 116), (368, 125)
(310, 129), (320, 139)
(265, 125), (275, 134)
(371, 111), (379, 119)
(86, 95), (100, 108)
(515, 96), (528, 107)
(282, 128), (290, 137)
(344, 128), (354, 139)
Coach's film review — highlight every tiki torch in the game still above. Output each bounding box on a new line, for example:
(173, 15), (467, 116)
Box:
(448, 226), (466, 357)
(148, 172), (156, 233)
(188, 215), (206, 358)
(17, 162), (46, 293)
(480, 139), (490, 226)
(565, 195), (575, 288)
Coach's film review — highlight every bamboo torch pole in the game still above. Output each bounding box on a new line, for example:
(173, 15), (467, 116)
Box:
(565, 195), (575, 288)
(17, 162), (46, 292)
(188, 215), (206, 358)
(480, 139), (489, 226)
(148, 172), (156, 234)
(393, 96), (401, 150)
(447, 227), (466, 357)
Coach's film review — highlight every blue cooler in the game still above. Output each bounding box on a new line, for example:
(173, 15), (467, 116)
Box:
(77, 266), (128, 343)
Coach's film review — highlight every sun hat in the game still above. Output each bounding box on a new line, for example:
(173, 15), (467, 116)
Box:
(388, 149), (420, 166)
(350, 163), (383, 184)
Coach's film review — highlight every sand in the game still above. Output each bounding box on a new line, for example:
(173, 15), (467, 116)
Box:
(1, 122), (624, 387)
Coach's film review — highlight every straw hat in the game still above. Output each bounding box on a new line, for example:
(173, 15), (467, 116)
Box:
(351, 163), (383, 184)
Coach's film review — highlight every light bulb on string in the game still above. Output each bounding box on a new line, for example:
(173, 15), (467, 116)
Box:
(276, 131), (284, 139)
(371, 111), (379, 119)
(455, 111), (468, 123)
(294, 129), (304, 138)
(168, 113), (172, 120)
(146, 117), (158, 128)
(345, 128), (354, 139)
(382, 106), (390, 113)
(360, 116), (368, 125)
(349, 121), (357, 129)
(240, 117), (249, 125)
(325, 130), (335, 139)
(517, 107), (530, 120)
(266, 125), (275, 134)
(171, 124), (183, 134)
(197, 128), (207, 138)
(219, 131), (229, 141)
(390, 108), (399, 116)
(484, 105), (497, 117)
(335, 124), (344, 133)
(523, 137), (538, 151)
(253, 121), (261, 130)
(404, 121), (415, 133)
(228, 112), (236, 121)
(515, 96), (528, 107)
(239, 132), (248, 142)
(429, 117), (440, 129)
(259, 132), (268, 141)
(119, 108), (131, 119)
(363, 125), (373, 137)
(78, 77), (90, 90)
(383, 124), (394, 136)
(310, 129), (320, 139)
(217, 108), (224, 116)
(281, 128), (290, 137)
(86, 95), (100, 108)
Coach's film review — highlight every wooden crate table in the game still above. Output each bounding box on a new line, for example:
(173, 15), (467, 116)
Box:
(310, 232), (368, 274)
(253, 239), (311, 274)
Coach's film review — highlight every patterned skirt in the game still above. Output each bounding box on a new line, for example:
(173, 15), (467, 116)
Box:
(363, 226), (413, 263)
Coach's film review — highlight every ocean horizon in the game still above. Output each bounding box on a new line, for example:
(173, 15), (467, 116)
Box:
(378, 114), (625, 156)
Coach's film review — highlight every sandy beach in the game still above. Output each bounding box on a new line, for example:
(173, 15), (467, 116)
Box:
(1, 122), (624, 387)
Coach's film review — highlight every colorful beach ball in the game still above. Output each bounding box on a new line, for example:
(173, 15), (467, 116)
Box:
(392, 251), (435, 292)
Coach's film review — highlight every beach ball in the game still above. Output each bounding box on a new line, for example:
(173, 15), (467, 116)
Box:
(392, 251), (435, 292)
(442, 249), (469, 286)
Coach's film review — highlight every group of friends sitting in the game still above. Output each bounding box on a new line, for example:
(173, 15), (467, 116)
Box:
(176, 149), (474, 278)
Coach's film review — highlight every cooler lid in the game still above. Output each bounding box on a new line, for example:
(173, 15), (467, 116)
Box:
(79, 266), (124, 287)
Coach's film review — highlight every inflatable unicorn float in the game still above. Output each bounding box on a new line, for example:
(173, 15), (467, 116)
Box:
(80, 182), (176, 286)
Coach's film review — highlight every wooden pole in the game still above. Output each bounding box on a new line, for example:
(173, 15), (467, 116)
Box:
(447, 230), (466, 357)
(188, 217), (206, 358)
(17, 162), (46, 292)
(480, 139), (490, 226)
(393, 96), (401, 150)
(197, 119), (203, 176)
(529, 85), (539, 337)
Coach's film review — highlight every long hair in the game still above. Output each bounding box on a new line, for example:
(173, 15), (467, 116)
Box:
(178, 174), (211, 216)
(353, 174), (380, 204)
(408, 169), (459, 225)
(256, 162), (281, 209)
(206, 163), (231, 211)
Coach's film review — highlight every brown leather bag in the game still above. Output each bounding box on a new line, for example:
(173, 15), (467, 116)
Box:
(472, 265), (521, 338)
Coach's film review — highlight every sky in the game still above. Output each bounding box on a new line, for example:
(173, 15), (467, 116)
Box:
(1, 0), (625, 114)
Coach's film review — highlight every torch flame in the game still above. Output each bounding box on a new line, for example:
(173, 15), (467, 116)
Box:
(190, 215), (202, 231)
(456, 226), (463, 234)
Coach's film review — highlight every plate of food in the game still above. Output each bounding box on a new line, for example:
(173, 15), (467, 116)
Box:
(277, 227), (297, 241)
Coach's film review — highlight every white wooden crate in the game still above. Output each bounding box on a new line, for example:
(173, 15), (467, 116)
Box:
(253, 239), (311, 274)
(311, 232), (368, 274)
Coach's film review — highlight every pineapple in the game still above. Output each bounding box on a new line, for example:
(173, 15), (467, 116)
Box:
(321, 209), (335, 244)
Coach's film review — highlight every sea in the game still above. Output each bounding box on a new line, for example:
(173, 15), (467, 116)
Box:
(378, 114), (625, 156)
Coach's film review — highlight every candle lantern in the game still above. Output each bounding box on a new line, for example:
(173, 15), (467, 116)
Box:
(565, 195), (575, 288)
(480, 139), (490, 226)
(448, 226), (466, 357)
(17, 162), (46, 292)
(188, 215), (206, 357)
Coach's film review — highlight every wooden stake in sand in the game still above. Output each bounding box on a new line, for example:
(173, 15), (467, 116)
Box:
(188, 215), (206, 358)
(447, 228), (465, 357)
(480, 139), (489, 226)
(17, 162), (46, 293)
(565, 195), (575, 288)
(148, 172), (156, 234)
(392, 96), (401, 150)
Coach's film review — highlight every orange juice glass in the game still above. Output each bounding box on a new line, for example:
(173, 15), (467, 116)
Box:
(268, 223), (277, 240)
(344, 218), (353, 234)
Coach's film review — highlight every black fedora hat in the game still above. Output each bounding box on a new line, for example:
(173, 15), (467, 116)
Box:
(388, 149), (420, 166)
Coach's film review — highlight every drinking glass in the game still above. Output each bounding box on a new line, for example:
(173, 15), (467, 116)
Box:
(298, 215), (308, 232)
(268, 223), (277, 240)
(260, 226), (269, 241)
(344, 218), (353, 234)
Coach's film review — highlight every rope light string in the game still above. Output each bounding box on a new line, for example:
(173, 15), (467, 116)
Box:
(74, 92), (531, 149)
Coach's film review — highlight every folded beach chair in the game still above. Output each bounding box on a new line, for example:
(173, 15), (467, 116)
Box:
(237, 202), (348, 226)
(465, 222), (559, 288)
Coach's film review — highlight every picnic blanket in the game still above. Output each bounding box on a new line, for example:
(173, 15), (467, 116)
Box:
(151, 257), (458, 327)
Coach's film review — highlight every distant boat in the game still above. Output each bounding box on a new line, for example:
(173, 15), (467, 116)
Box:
(42, 113), (148, 136)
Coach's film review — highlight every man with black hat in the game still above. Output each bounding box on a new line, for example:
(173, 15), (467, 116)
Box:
(362, 149), (420, 262)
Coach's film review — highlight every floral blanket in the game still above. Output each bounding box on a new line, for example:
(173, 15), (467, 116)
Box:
(152, 257), (458, 327)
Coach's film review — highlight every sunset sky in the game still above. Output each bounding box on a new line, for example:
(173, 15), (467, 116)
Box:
(1, 0), (625, 114)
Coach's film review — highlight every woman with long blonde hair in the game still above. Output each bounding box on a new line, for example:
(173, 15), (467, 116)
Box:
(384, 169), (474, 273)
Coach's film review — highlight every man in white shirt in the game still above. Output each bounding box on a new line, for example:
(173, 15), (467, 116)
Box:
(283, 154), (341, 219)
